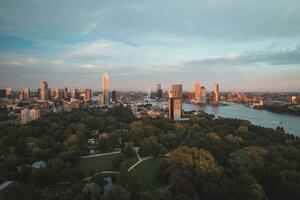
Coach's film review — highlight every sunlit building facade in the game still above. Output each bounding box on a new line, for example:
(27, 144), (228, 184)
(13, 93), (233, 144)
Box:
(103, 72), (109, 105)
(194, 82), (201, 103)
(84, 89), (92, 102)
(21, 108), (40, 124)
(168, 84), (182, 120)
(40, 81), (48, 102)
(212, 83), (219, 104)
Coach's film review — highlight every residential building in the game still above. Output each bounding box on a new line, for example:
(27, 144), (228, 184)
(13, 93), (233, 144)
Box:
(20, 108), (41, 124)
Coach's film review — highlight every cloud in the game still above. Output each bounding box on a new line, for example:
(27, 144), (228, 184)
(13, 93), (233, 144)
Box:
(0, 52), (40, 66)
(184, 47), (300, 67)
(79, 22), (99, 35)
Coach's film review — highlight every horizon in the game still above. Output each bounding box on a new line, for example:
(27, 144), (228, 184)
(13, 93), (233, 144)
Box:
(0, 0), (300, 92)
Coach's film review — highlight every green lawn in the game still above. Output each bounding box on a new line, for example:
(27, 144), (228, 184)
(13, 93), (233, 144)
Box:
(132, 157), (164, 191)
(78, 153), (138, 176)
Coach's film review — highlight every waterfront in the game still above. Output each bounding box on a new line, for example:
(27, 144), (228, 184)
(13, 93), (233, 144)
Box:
(151, 101), (300, 136)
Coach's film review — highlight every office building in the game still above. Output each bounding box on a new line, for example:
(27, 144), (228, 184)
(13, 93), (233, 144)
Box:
(54, 89), (64, 100)
(40, 81), (48, 102)
(194, 82), (201, 102)
(20, 88), (30, 101)
(200, 86), (207, 104)
(98, 93), (104, 105)
(72, 89), (80, 99)
(84, 89), (92, 102)
(103, 72), (109, 105)
(6, 88), (12, 98)
(212, 83), (219, 104)
(21, 108), (40, 124)
(112, 90), (117, 103)
(156, 84), (163, 99)
(0, 89), (6, 98)
(168, 84), (182, 120)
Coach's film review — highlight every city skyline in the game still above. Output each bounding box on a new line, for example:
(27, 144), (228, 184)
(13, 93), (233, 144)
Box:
(0, 0), (300, 92)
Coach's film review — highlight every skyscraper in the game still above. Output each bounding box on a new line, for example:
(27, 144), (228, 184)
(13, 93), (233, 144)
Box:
(72, 89), (80, 99)
(213, 83), (219, 104)
(84, 89), (92, 102)
(168, 84), (182, 120)
(6, 88), (12, 98)
(156, 83), (163, 99)
(54, 89), (64, 100)
(194, 82), (201, 103)
(21, 88), (30, 101)
(200, 86), (207, 104)
(171, 84), (182, 98)
(103, 72), (109, 105)
(40, 81), (48, 102)
(112, 90), (117, 103)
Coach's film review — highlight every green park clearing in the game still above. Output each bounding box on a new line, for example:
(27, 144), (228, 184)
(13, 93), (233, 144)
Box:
(131, 157), (164, 191)
(78, 153), (164, 191)
(78, 153), (137, 176)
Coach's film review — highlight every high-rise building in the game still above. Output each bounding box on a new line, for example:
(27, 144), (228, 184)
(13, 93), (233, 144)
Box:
(0, 89), (6, 98)
(54, 89), (64, 100)
(84, 89), (92, 102)
(200, 86), (207, 104)
(168, 84), (182, 120)
(72, 89), (80, 99)
(171, 84), (182, 98)
(40, 81), (48, 102)
(194, 82), (201, 102)
(103, 72), (109, 105)
(6, 88), (12, 98)
(21, 108), (40, 124)
(20, 88), (30, 101)
(64, 87), (71, 99)
(156, 84), (163, 99)
(212, 83), (219, 104)
(112, 90), (117, 103)
(98, 93), (104, 105)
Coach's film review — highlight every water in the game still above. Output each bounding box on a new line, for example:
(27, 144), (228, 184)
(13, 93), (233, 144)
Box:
(103, 177), (114, 195)
(151, 101), (300, 136)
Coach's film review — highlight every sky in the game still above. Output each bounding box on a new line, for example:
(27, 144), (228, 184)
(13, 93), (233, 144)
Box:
(0, 0), (300, 92)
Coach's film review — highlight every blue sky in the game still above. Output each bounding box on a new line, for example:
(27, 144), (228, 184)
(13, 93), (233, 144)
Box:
(0, 0), (300, 92)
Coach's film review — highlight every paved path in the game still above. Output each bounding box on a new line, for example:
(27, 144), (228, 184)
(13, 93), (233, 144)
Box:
(81, 151), (121, 159)
(128, 156), (153, 172)
(82, 147), (159, 181)
(101, 171), (119, 174)
(128, 147), (153, 172)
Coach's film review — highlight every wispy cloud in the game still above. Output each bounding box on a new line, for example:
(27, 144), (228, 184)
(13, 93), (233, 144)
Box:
(184, 47), (300, 67)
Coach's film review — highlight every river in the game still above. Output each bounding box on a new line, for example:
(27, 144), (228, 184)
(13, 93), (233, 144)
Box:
(151, 101), (300, 136)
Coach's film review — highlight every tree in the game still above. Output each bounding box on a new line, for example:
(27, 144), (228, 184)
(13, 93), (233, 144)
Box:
(128, 169), (141, 200)
(238, 125), (249, 133)
(168, 146), (217, 173)
(61, 145), (81, 165)
(117, 162), (130, 189)
(112, 154), (126, 171)
(102, 185), (130, 200)
(122, 142), (135, 157)
(139, 136), (163, 156)
(170, 171), (198, 200)
(82, 182), (102, 200)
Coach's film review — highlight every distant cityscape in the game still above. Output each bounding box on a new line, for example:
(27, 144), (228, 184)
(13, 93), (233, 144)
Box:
(0, 72), (299, 126)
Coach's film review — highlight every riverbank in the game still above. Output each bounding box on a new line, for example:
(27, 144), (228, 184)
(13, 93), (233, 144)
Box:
(151, 101), (300, 136)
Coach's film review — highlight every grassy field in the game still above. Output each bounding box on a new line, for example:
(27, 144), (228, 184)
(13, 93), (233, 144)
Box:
(78, 153), (138, 176)
(132, 157), (164, 191)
